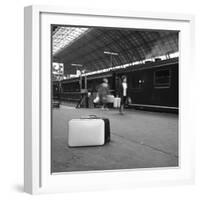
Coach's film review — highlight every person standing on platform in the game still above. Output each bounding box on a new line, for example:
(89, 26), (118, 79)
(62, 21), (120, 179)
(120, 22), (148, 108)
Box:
(97, 78), (110, 110)
(119, 75), (128, 114)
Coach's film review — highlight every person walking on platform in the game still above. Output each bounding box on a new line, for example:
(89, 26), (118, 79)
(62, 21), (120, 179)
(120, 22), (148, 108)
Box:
(97, 78), (110, 110)
(119, 75), (128, 114)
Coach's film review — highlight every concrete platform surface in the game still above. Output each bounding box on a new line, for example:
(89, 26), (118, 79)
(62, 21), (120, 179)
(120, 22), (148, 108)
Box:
(51, 105), (178, 173)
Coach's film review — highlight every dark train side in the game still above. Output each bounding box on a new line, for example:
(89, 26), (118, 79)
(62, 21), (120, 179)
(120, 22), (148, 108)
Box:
(52, 57), (178, 112)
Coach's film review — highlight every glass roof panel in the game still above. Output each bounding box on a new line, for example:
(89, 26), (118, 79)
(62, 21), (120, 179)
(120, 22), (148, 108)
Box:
(52, 26), (89, 55)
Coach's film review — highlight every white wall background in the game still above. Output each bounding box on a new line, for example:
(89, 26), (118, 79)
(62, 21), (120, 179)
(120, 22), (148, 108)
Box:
(0, 0), (199, 199)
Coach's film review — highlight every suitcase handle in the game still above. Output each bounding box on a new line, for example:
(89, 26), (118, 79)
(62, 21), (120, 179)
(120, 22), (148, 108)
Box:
(80, 115), (98, 119)
(88, 115), (97, 118)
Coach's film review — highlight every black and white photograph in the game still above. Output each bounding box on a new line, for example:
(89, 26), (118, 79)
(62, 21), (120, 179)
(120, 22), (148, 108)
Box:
(51, 25), (179, 173)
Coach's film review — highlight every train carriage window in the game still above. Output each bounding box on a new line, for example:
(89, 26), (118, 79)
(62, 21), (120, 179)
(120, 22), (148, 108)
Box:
(154, 69), (171, 88)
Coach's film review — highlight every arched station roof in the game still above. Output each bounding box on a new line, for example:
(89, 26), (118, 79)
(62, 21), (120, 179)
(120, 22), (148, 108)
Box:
(52, 26), (178, 75)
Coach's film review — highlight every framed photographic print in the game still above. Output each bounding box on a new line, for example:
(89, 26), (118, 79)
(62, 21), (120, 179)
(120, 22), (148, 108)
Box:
(24, 5), (195, 194)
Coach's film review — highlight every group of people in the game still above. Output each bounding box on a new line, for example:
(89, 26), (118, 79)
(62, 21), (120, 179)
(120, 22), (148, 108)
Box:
(97, 75), (128, 114)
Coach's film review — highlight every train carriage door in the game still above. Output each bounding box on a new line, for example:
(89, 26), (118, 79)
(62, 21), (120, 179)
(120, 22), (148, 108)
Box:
(115, 75), (120, 97)
(112, 72), (116, 94)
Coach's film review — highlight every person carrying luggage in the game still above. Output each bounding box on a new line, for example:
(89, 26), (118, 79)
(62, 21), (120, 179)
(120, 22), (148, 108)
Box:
(97, 78), (110, 110)
(118, 75), (128, 114)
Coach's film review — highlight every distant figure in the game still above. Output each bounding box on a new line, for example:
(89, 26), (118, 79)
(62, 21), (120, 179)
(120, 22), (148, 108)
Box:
(97, 78), (110, 110)
(119, 75), (128, 114)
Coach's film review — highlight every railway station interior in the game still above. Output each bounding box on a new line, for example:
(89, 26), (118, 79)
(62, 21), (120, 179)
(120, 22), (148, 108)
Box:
(51, 26), (179, 173)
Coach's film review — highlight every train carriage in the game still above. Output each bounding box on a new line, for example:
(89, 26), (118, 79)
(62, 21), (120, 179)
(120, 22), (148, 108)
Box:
(115, 57), (178, 112)
(53, 57), (178, 112)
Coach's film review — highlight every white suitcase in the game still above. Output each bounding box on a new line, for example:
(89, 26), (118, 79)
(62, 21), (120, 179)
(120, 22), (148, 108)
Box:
(106, 95), (115, 103)
(113, 97), (121, 108)
(68, 119), (105, 147)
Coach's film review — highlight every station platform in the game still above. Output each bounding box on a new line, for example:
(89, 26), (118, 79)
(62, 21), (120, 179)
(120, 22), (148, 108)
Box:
(51, 104), (178, 173)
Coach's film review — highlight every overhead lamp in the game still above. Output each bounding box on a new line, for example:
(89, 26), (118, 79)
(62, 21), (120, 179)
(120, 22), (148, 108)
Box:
(71, 63), (83, 67)
(104, 51), (119, 56)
